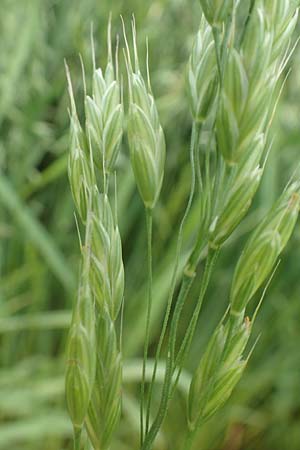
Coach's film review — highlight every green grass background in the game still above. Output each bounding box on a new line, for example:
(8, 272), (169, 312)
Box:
(1, 0), (300, 449)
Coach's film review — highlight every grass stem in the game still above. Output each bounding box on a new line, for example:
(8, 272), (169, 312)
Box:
(74, 427), (82, 450)
(144, 121), (201, 435)
(140, 207), (153, 444)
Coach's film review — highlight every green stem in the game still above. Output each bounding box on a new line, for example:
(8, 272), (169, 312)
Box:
(140, 208), (153, 445)
(74, 426), (82, 450)
(142, 273), (195, 450)
(145, 121), (201, 433)
(171, 249), (219, 396)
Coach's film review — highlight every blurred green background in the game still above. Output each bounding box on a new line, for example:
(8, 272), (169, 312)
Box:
(1, 1), (300, 449)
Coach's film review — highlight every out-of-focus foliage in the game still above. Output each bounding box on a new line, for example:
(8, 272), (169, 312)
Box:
(0, 0), (299, 449)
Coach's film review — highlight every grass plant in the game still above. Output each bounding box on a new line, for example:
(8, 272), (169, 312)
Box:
(65, 2), (300, 450)
(0, 1), (300, 450)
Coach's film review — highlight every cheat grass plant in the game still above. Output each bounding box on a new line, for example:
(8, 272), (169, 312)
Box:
(65, 1), (300, 449)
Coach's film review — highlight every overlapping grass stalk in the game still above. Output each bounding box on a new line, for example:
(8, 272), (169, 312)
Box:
(65, 2), (300, 449)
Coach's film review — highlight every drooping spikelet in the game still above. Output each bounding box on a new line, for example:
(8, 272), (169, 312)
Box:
(124, 18), (166, 210)
(230, 181), (300, 318)
(188, 316), (251, 428)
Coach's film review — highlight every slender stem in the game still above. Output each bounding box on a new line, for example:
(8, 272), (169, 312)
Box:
(171, 249), (219, 397)
(145, 121), (201, 431)
(140, 208), (153, 445)
(74, 427), (82, 450)
(124, 359), (191, 393)
(169, 275), (194, 364)
(142, 273), (195, 450)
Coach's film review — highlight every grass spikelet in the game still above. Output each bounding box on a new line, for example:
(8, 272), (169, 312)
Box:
(230, 181), (300, 318)
(123, 19), (166, 210)
(187, 18), (218, 123)
(90, 189), (124, 320)
(85, 309), (122, 450)
(65, 217), (96, 447)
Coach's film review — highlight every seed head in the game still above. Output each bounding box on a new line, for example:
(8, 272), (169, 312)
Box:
(199, 0), (235, 27)
(65, 63), (94, 224)
(85, 22), (123, 174)
(209, 166), (262, 247)
(85, 310), (122, 450)
(203, 360), (245, 419)
(216, 0), (297, 168)
(68, 115), (94, 223)
(217, 49), (248, 164)
(65, 244), (96, 432)
(187, 18), (218, 122)
(217, 40), (276, 166)
(188, 324), (225, 427)
(188, 316), (250, 427)
(124, 19), (166, 209)
(242, 7), (273, 86)
(230, 182), (300, 316)
(90, 190), (124, 320)
(222, 315), (252, 366)
(263, 0), (299, 61)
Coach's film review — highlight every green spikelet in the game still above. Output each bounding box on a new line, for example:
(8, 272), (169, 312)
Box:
(203, 360), (246, 419)
(124, 19), (166, 210)
(65, 63), (94, 224)
(263, 0), (299, 61)
(85, 310), (122, 450)
(188, 324), (225, 427)
(187, 18), (218, 122)
(188, 317), (251, 429)
(217, 0), (297, 167)
(89, 189), (124, 320)
(85, 21), (123, 175)
(230, 182), (300, 317)
(68, 114), (94, 224)
(209, 165), (262, 248)
(241, 6), (273, 86)
(199, 0), (235, 27)
(216, 49), (249, 165)
(65, 235), (96, 442)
